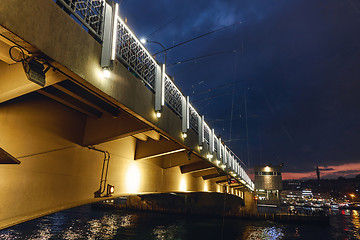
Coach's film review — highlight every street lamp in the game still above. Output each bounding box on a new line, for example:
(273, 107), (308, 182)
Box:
(140, 38), (167, 66)
(350, 193), (355, 202)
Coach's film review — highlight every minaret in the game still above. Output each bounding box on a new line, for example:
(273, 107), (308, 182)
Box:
(316, 166), (320, 180)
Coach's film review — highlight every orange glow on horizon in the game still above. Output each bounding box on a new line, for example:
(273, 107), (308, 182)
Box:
(282, 163), (360, 180)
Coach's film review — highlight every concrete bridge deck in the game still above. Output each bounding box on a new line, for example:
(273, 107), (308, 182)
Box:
(0, 0), (255, 229)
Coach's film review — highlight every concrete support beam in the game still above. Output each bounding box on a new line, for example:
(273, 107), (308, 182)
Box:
(143, 130), (161, 141)
(202, 173), (227, 181)
(132, 133), (148, 141)
(180, 161), (214, 174)
(83, 112), (151, 146)
(215, 179), (228, 184)
(39, 86), (103, 118)
(0, 61), (64, 103)
(135, 137), (184, 161)
(191, 168), (219, 178)
(162, 151), (201, 169)
(0, 147), (20, 164)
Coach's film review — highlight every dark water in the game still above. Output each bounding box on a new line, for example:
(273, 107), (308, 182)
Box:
(0, 205), (359, 240)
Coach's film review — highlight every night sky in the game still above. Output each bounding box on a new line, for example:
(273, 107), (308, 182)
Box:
(117, 0), (360, 179)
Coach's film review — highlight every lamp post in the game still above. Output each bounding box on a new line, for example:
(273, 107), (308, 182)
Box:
(140, 39), (167, 66)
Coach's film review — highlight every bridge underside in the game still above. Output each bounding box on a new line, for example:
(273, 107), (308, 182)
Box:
(0, 0), (255, 230)
(0, 91), (250, 229)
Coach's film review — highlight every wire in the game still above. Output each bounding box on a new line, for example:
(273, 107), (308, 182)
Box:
(229, 52), (238, 142)
(166, 50), (236, 67)
(190, 80), (242, 97)
(154, 22), (241, 55)
(146, 16), (177, 38)
(0, 32), (32, 54)
(9, 45), (30, 63)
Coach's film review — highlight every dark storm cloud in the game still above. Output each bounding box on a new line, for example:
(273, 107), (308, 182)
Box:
(319, 168), (334, 172)
(118, 0), (360, 177)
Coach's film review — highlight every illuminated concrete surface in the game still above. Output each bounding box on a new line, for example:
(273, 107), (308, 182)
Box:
(0, 0), (255, 229)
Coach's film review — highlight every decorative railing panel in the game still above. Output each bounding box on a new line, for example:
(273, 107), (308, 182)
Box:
(115, 18), (157, 89)
(204, 124), (210, 144)
(164, 75), (183, 116)
(189, 105), (199, 133)
(55, 0), (104, 40)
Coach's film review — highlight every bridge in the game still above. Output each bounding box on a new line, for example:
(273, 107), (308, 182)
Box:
(0, 0), (255, 229)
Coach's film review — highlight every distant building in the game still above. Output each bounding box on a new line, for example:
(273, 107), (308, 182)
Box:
(254, 164), (283, 206)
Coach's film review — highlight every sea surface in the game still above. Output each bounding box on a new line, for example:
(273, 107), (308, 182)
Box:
(0, 205), (359, 240)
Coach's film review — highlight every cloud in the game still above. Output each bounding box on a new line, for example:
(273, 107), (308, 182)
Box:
(319, 168), (334, 171)
(333, 170), (360, 175)
(283, 163), (360, 180)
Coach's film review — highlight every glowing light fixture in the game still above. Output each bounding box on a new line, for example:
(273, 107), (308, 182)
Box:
(207, 154), (213, 160)
(264, 166), (271, 172)
(156, 111), (161, 118)
(199, 145), (203, 151)
(102, 68), (111, 78)
(182, 132), (187, 138)
(23, 58), (48, 87)
(140, 38), (147, 44)
(111, 3), (119, 61)
(106, 184), (114, 196)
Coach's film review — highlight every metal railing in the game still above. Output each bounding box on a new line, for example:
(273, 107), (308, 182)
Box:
(164, 74), (183, 116)
(55, 0), (104, 40)
(214, 136), (218, 152)
(189, 105), (200, 133)
(204, 123), (211, 144)
(115, 17), (157, 90)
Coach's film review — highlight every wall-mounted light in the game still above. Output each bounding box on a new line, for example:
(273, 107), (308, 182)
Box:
(106, 184), (114, 196)
(199, 145), (203, 151)
(102, 68), (111, 78)
(155, 111), (162, 118)
(182, 132), (187, 138)
(206, 154), (213, 160)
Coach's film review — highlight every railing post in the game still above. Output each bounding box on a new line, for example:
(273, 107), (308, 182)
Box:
(221, 144), (225, 165)
(155, 64), (165, 116)
(111, 3), (119, 61)
(209, 128), (215, 154)
(181, 96), (189, 136)
(198, 115), (204, 149)
(217, 137), (222, 160)
(226, 149), (231, 169)
(100, 2), (114, 69)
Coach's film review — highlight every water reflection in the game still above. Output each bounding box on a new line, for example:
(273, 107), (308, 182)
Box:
(1, 205), (359, 240)
(152, 224), (181, 240)
(331, 209), (360, 240)
(351, 210), (359, 239)
(244, 226), (284, 240)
